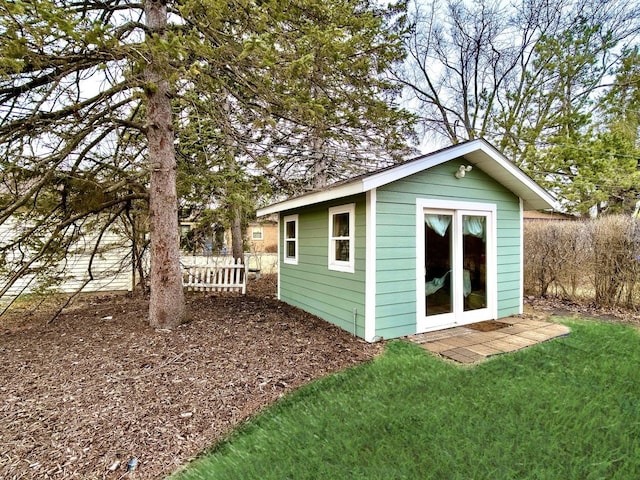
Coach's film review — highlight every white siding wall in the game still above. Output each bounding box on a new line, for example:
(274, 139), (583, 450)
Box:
(0, 220), (132, 301)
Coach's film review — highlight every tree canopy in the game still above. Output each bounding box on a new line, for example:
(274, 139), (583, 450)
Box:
(395, 0), (640, 213)
(0, 0), (415, 321)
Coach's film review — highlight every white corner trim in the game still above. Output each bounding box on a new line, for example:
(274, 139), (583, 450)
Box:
(519, 198), (524, 314)
(365, 189), (377, 342)
(276, 215), (281, 300)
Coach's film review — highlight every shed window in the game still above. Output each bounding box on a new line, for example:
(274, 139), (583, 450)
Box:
(328, 204), (355, 273)
(283, 215), (298, 265)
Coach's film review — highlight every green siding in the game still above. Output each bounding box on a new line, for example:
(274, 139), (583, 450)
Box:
(277, 158), (524, 341)
(279, 195), (367, 338)
(375, 159), (522, 339)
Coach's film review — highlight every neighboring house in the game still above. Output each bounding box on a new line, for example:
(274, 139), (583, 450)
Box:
(0, 219), (133, 301)
(257, 139), (556, 342)
(523, 210), (578, 221)
(247, 220), (278, 253)
(179, 220), (223, 255)
(1, 213), (275, 302)
(180, 219), (277, 255)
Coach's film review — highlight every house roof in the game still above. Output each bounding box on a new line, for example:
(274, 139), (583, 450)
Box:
(523, 210), (579, 221)
(257, 139), (557, 216)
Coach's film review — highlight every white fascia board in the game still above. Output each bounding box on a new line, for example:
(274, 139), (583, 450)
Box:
(361, 140), (486, 191)
(466, 146), (557, 211)
(363, 139), (556, 211)
(257, 139), (557, 216)
(256, 182), (364, 216)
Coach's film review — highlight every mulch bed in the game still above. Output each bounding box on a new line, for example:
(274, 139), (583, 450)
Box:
(0, 276), (382, 479)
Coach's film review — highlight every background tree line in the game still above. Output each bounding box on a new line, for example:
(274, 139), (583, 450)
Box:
(1, 0), (639, 326)
(395, 0), (640, 215)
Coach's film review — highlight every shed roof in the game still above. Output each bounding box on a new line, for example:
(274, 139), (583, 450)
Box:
(257, 139), (557, 216)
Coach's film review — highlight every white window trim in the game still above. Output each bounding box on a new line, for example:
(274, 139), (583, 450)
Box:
(283, 214), (298, 265)
(328, 203), (355, 273)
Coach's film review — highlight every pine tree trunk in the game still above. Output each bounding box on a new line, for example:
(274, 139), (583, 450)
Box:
(231, 205), (244, 261)
(145, 0), (186, 328)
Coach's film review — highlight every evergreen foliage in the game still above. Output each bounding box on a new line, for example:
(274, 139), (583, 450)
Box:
(0, 0), (414, 319)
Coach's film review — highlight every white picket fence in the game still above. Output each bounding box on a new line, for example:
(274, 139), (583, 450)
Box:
(182, 257), (247, 294)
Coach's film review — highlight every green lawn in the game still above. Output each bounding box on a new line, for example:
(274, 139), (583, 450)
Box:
(173, 320), (640, 480)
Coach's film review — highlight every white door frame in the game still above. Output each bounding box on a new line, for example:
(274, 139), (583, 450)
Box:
(416, 199), (498, 333)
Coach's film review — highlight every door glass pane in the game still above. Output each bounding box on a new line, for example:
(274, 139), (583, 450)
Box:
(463, 215), (487, 311)
(425, 214), (453, 316)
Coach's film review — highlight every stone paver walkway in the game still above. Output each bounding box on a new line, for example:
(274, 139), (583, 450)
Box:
(409, 317), (570, 364)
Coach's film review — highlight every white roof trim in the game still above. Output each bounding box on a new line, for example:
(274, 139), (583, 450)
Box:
(256, 139), (556, 216)
(258, 182), (364, 216)
(360, 140), (485, 191)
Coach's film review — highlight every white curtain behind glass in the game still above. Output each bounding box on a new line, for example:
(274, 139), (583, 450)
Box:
(425, 214), (451, 236)
(463, 216), (485, 240)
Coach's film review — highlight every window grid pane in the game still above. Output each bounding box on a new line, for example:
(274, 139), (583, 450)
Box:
(286, 240), (296, 258)
(285, 221), (295, 239)
(335, 240), (349, 262)
(283, 215), (298, 264)
(328, 205), (354, 273)
(332, 213), (349, 237)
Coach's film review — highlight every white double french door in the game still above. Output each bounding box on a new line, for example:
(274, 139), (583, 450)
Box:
(416, 200), (497, 333)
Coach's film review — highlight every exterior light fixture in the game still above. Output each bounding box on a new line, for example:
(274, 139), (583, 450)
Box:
(455, 165), (473, 179)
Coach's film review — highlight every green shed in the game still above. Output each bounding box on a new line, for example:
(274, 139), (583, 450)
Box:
(256, 139), (556, 342)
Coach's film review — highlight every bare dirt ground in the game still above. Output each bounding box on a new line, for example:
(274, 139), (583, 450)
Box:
(525, 295), (640, 327)
(0, 276), (382, 479)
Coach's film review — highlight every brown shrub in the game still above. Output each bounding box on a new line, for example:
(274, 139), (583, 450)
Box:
(590, 216), (640, 308)
(524, 215), (640, 309)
